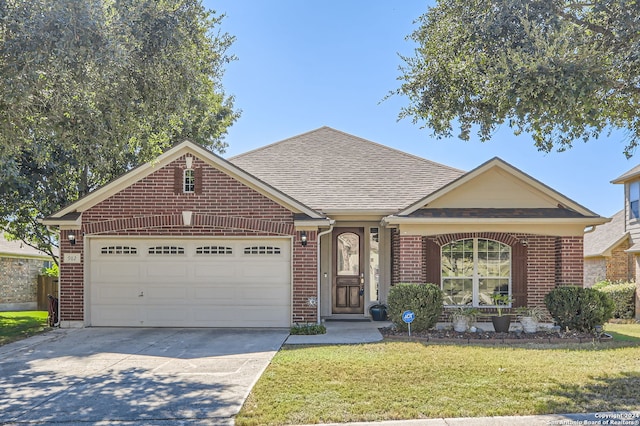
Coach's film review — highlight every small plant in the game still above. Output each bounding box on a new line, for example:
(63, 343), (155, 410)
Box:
(544, 286), (614, 332)
(491, 293), (512, 316)
(515, 306), (545, 322)
(41, 263), (59, 277)
(449, 306), (479, 322)
(387, 283), (443, 332)
(290, 323), (326, 335)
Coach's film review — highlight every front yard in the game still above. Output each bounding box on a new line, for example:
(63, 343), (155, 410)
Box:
(236, 323), (640, 426)
(0, 311), (49, 346)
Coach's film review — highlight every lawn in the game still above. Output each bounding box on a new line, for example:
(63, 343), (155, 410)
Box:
(0, 311), (50, 346)
(236, 323), (640, 426)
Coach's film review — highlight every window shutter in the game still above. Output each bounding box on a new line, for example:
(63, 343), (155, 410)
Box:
(194, 168), (203, 194)
(174, 167), (182, 194)
(424, 238), (441, 285)
(511, 241), (528, 307)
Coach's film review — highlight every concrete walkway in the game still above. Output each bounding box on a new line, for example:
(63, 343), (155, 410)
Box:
(285, 320), (390, 345)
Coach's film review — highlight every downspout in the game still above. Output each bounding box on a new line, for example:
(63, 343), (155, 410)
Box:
(316, 222), (334, 324)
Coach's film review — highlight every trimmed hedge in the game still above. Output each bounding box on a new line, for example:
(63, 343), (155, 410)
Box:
(544, 286), (614, 332)
(387, 283), (443, 332)
(598, 282), (636, 319)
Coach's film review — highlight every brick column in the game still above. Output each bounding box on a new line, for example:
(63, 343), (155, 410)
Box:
(397, 235), (425, 284)
(555, 236), (584, 286)
(635, 255), (640, 321)
(292, 230), (318, 324)
(59, 229), (84, 325)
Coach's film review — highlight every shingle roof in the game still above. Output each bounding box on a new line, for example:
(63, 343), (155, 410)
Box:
(229, 127), (465, 212)
(584, 209), (627, 257)
(0, 234), (54, 259)
(612, 164), (640, 184)
(409, 208), (587, 218)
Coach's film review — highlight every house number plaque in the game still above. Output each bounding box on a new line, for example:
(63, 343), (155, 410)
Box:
(64, 253), (81, 264)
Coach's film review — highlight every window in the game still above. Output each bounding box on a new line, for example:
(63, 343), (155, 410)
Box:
(441, 238), (511, 307)
(630, 181), (640, 220)
(148, 246), (185, 255)
(101, 246), (138, 255)
(196, 246), (232, 255)
(244, 246), (281, 255)
(183, 169), (195, 193)
(369, 228), (379, 301)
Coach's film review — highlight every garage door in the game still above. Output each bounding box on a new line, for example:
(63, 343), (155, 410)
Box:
(88, 238), (291, 327)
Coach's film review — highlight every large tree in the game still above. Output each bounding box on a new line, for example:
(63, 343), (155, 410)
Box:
(0, 0), (238, 261)
(397, 0), (640, 157)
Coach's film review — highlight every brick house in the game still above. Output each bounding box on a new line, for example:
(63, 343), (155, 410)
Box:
(0, 234), (55, 311)
(43, 127), (607, 327)
(584, 209), (634, 287)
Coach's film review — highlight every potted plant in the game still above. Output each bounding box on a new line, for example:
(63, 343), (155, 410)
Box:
(490, 294), (512, 333)
(369, 303), (388, 321)
(449, 306), (479, 332)
(516, 306), (545, 333)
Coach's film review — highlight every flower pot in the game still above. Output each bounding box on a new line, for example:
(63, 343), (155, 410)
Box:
(452, 317), (469, 332)
(491, 315), (511, 333)
(369, 305), (388, 321)
(520, 316), (538, 333)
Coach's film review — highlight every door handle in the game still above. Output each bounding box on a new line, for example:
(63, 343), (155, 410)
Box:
(138, 291), (144, 297)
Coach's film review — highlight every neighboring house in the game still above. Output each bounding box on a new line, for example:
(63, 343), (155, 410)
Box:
(584, 209), (634, 287)
(42, 127), (607, 328)
(0, 234), (55, 311)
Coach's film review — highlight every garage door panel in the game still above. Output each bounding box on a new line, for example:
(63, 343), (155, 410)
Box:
(89, 238), (291, 327)
(91, 263), (141, 280)
(193, 264), (237, 278)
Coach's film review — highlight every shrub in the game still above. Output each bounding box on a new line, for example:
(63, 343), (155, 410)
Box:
(544, 286), (614, 332)
(598, 282), (636, 319)
(387, 283), (443, 332)
(592, 280), (614, 290)
(290, 323), (326, 335)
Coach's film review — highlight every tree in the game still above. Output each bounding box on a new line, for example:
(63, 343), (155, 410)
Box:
(396, 0), (640, 158)
(0, 0), (239, 261)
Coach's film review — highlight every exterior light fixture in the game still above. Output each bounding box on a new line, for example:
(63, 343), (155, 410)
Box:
(301, 231), (308, 247)
(68, 233), (76, 245)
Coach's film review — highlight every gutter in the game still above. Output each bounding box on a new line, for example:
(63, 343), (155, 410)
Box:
(316, 221), (335, 324)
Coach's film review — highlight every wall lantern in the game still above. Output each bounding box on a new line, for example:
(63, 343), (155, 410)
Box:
(68, 232), (76, 246)
(300, 231), (308, 247)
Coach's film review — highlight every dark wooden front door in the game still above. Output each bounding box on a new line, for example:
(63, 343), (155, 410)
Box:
(332, 228), (364, 314)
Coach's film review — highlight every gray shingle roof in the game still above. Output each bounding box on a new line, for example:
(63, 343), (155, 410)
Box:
(0, 233), (54, 259)
(229, 127), (464, 212)
(584, 209), (627, 257)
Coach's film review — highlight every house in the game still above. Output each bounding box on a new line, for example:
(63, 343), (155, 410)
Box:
(0, 234), (55, 311)
(583, 209), (634, 287)
(42, 127), (607, 328)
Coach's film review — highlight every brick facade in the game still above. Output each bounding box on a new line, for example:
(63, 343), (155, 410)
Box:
(0, 257), (46, 310)
(606, 239), (634, 283)
(59, 155), (317, 324)
(390, 232), (584, 311)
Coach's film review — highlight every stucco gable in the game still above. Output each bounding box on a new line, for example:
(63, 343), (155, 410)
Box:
(397, 157), (601, 217)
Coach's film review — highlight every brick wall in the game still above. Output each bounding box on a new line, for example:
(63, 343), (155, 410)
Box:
(396, 235), (424, 283)
(292, 230), (318, 323)
(60, 155), (315, 324)
(606, 239), (634, 283)
(584, 258), (606, 287)
(0, 257), (45, 310)
(555, 236), (584, 286)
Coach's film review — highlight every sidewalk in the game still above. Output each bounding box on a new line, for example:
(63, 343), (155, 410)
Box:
(285, 319), (389, 345)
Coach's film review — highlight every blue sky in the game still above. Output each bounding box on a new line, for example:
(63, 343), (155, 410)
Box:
(208, 0), (634, 218)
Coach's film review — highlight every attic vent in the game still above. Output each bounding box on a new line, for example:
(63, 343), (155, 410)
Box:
(244, 246), (281, 255)
(101, 246), (137, 255)
(148, 246), (185, 255)
(196, 246), (233, 255)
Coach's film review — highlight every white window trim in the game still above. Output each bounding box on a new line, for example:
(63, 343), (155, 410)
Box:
(183, 169), (195, 193)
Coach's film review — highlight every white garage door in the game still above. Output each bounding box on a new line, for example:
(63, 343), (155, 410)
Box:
(88, 238), (291, 327)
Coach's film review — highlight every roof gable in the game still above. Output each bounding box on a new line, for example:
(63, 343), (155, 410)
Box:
(584, 209), (628, 257)
(398, 157), (600, 217)
(612, 164), (640, 184)
(229, 127), (465, 212)
(44, 141), (325, 223)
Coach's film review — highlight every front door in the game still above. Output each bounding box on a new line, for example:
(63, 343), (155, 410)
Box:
(332, 228), (364, 314)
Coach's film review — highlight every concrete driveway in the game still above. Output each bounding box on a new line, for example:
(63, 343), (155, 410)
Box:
(0, 327), (288, 425)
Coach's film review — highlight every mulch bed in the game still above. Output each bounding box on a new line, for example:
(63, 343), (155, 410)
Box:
(379, 325), (612, 345)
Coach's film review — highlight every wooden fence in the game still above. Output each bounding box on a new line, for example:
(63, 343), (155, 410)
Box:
(37, 276), (59, 311)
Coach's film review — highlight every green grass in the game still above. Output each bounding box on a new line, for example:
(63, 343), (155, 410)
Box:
(605, 322), (640, 342)
(237, 323), (640, 425)
(0, 311), (50, 346)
